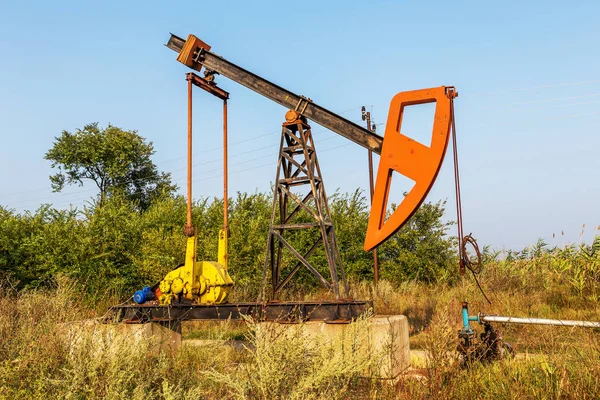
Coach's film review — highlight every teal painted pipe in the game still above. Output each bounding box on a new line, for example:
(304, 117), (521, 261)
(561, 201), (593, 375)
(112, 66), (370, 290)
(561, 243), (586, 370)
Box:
(461, 302), (473, 333)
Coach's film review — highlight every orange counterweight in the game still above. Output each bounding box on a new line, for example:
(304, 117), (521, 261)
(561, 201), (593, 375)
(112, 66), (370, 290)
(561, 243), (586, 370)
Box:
(364, 86), (457, 251)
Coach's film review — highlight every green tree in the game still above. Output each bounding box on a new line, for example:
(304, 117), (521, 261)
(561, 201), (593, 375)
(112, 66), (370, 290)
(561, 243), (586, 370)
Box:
(45, 123), (177, 210)
(330, 189), (374, 279)
(379, 200), (456, 283)
(329, 190), (457, 284)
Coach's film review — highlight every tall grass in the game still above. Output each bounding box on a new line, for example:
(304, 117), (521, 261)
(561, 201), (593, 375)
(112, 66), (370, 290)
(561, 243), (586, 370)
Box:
(1, 239), (599, 399)
(0, 278), (384, 399)
(396, 307), (600, 399)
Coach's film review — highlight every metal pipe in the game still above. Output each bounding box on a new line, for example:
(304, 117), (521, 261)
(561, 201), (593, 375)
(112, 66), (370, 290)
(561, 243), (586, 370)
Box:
(366, 114), (375, 200)
(223, 99), (228, 230)
(462, 302), (473, 333)
(481, 315), (600, 328)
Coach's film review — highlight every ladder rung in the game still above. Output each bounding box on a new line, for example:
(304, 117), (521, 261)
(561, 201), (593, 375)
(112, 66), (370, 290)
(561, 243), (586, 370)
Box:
(278, 176), (320, 185)
(273, 222), (332, 230)
(283, 146), (314, 154)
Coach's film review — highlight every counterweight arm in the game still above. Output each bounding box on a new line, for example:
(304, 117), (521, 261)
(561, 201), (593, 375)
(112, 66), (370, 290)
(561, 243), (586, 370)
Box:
(166, 34), (383, 154)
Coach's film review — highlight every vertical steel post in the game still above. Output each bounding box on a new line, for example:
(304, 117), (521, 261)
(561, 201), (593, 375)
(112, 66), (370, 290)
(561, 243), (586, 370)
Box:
(366, 114), (375, 201)
(184, 74), (195, 237)
(218, 99), (230, 269)
(223, 100), (229, 231)
(362, 107), (379, 285)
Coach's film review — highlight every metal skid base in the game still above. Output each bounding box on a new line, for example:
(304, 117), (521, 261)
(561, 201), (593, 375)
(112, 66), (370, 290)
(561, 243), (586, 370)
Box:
(110, 300), (373, 324)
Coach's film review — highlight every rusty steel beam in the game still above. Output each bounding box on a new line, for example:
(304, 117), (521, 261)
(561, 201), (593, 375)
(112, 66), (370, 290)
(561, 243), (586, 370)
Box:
(166, 34), (383, 154)
(110, 300), (373, 323)
(184, 72), (230, 233)
(187, 72), (229, 101)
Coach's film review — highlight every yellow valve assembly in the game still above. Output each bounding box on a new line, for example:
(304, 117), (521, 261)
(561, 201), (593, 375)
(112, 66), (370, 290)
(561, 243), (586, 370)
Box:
(157, 232), (233, 305)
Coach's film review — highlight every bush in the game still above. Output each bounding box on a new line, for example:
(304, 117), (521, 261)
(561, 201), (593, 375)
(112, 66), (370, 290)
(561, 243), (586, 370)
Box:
(1, 190), (456, 299)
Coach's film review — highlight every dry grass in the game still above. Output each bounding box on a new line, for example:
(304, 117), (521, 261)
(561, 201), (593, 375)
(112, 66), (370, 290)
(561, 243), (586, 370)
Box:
(0, 279), (384, 399)
(2, 245), (600, 399)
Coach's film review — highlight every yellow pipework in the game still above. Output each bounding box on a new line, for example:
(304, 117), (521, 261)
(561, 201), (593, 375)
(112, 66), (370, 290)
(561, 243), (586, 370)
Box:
(158, 235), (233, 305)
(218, 228), (229, 270)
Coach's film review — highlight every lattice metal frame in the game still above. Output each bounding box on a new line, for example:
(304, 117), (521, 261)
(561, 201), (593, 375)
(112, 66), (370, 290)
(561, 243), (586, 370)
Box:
(262, 118), (348, 300)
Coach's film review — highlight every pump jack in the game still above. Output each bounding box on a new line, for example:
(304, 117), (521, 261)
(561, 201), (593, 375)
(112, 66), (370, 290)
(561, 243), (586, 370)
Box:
(113, 33), (458, 323)
(112, 33), (600, 362)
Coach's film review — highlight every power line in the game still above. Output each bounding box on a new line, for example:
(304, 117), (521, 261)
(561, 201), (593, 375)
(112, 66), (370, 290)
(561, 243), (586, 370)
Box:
(0, 115), (361, 201)
(13, 142), (354, 210)
(467, 79), (600, 96)
(154, 106), (364, 165)
(5, 129), (356, 208)
(155, 129), (279, 165)
(8, 101), (599, 208)
(368, 81), (600, 112)
(160, 138), (353, 186)
(8, 102), (600, 209)
(168, 130), (343, 182)
(478, 93), (600, 108)
(537, 99), (600, 109)
(476, 99), (600, 114)
(5, 78), (600, 205)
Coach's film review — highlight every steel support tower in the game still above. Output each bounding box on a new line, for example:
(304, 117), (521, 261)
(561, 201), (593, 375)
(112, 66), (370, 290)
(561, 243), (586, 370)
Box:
(263, 117), (348, 300)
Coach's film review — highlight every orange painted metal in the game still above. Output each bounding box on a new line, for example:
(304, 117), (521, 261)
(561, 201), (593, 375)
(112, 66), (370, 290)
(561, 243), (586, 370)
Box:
(364, 86), (457, 251)
(184, 74), (195, 237)
(182, 71), (230, 235)
(223, 99), (229, 231)
(176, 34), (211, 68)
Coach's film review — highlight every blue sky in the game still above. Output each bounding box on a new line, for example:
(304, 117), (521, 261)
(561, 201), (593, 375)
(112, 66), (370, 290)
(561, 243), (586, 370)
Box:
(0, 0), (598, 250)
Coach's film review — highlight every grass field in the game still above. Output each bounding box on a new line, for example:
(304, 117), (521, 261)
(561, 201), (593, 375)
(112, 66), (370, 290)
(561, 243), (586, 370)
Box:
(1, 243), (599, 399)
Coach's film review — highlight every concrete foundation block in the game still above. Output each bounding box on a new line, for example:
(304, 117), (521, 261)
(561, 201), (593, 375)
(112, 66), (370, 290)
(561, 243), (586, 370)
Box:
(121, 322), (182, 354)
(371, 315), (410, 378)
(183, 339), (249, 351)
(61, 320), (181, 357)
(257, 315), (410, 379)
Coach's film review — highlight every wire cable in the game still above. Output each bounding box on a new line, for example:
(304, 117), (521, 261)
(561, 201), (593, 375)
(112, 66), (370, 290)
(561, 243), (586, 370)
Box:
(450, 97), (491, 305)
